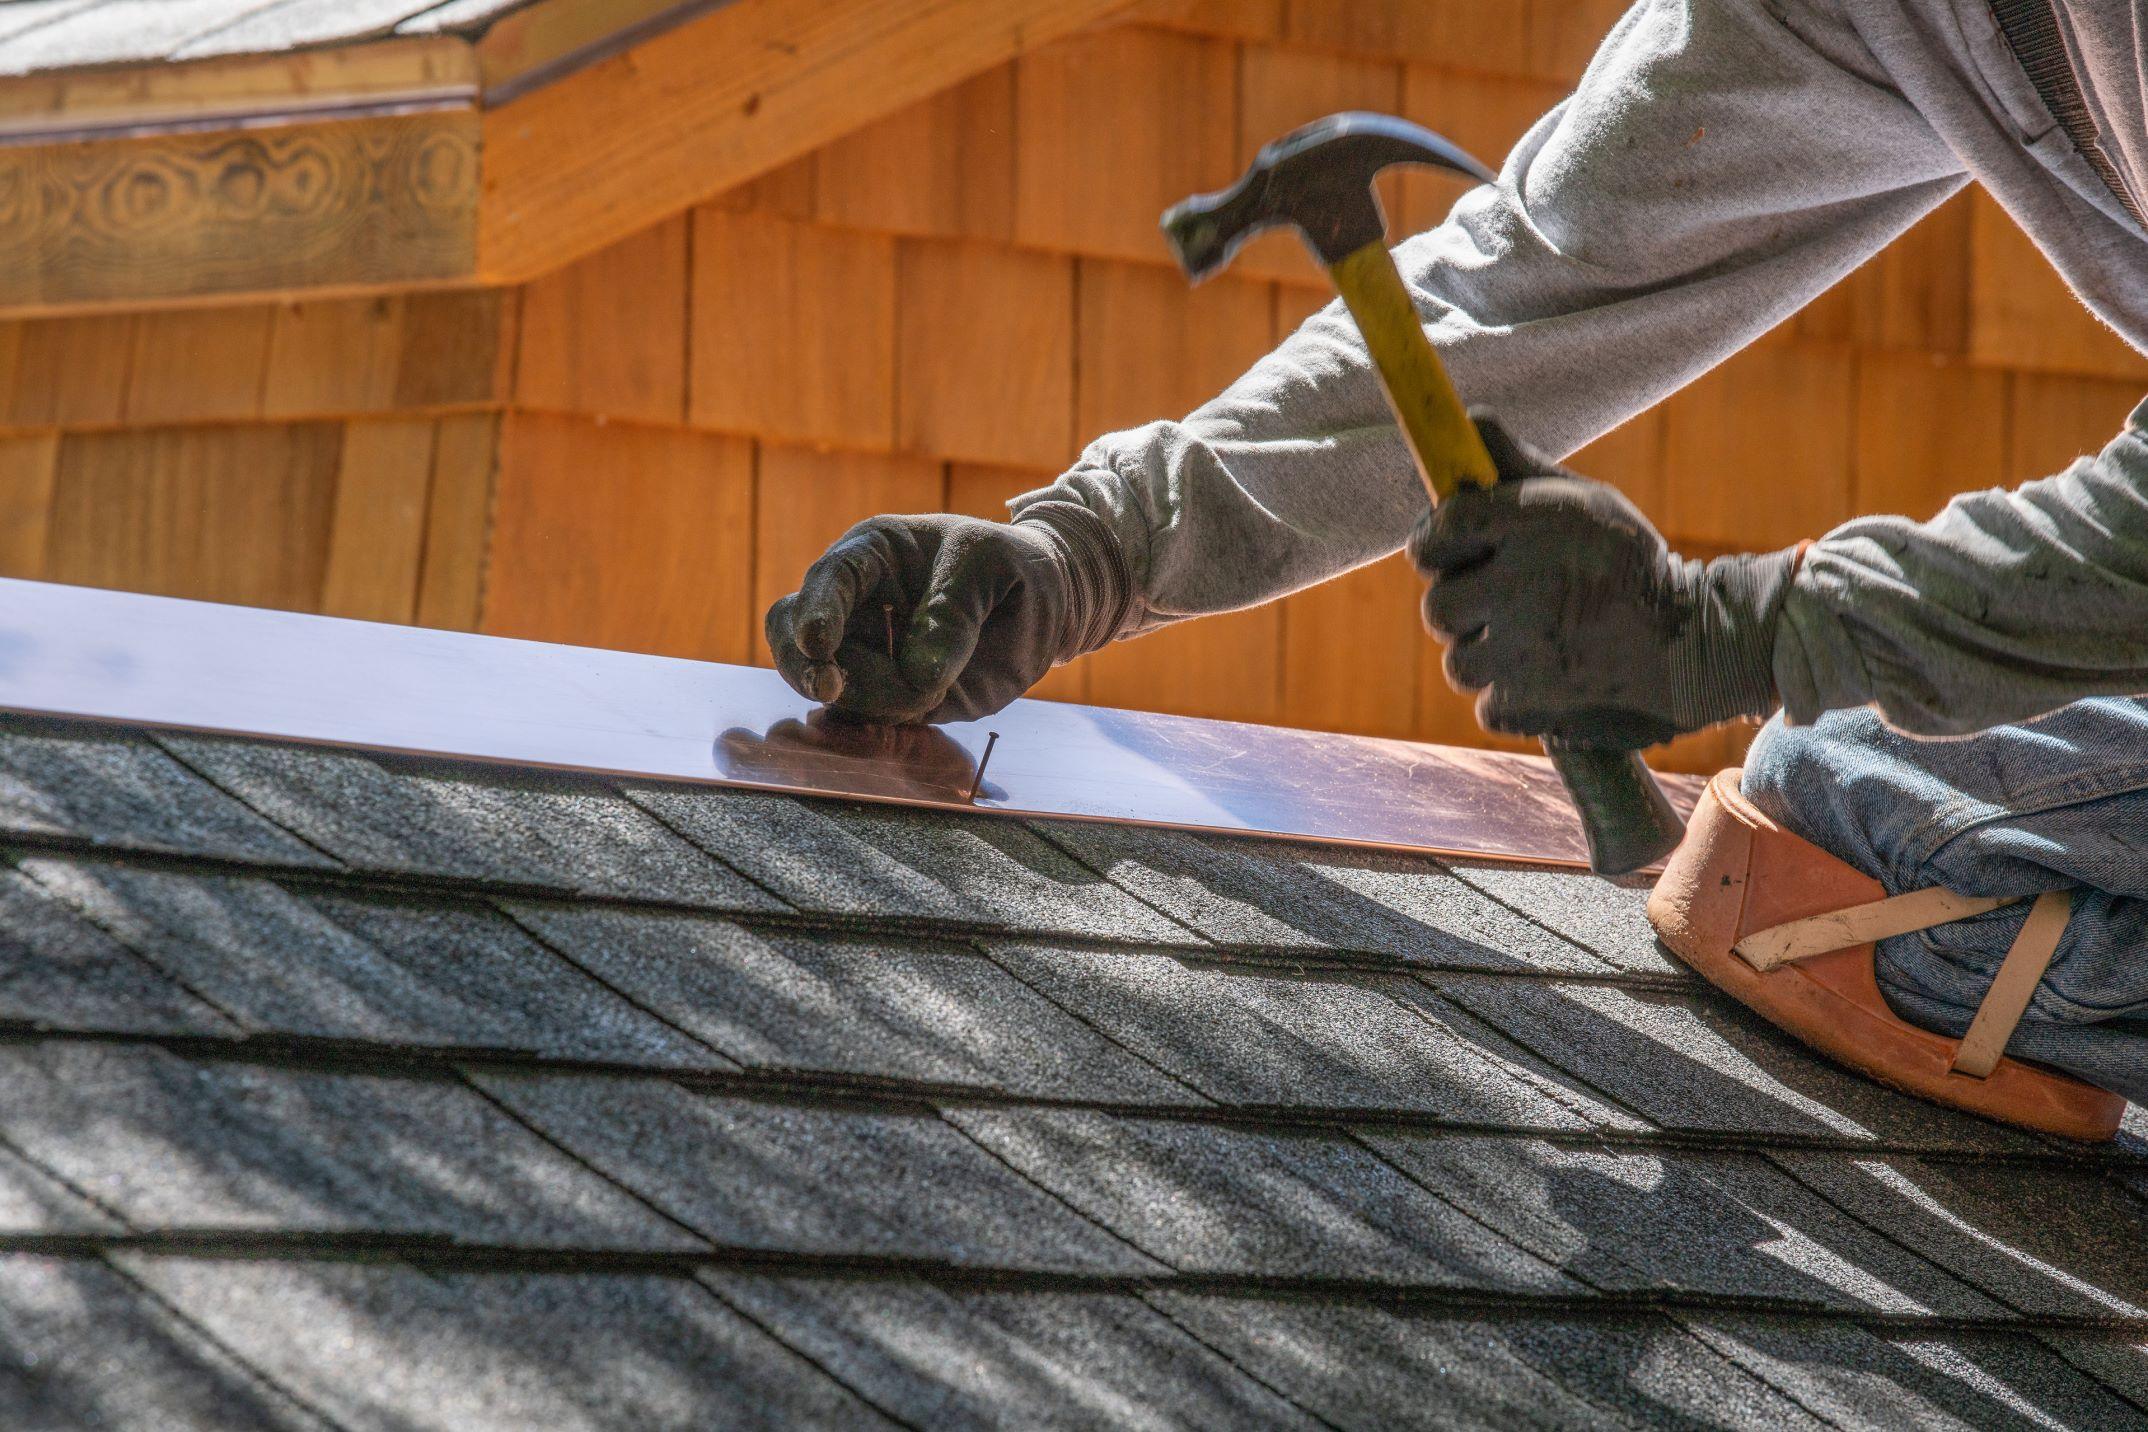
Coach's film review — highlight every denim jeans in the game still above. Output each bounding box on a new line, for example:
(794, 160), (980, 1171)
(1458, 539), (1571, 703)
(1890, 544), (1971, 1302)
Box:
(1740, 698), (2148, 1101)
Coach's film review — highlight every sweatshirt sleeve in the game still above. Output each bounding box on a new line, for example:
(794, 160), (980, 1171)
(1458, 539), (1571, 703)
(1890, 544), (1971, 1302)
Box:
(1011, 0), (1967, 640)
(1776, 402), (2148, 735)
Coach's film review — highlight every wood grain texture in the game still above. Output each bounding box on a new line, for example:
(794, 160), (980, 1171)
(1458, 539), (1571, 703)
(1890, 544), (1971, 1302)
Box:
(897, 238), (1075, 469)
(1397, 66), (1566, 235)
(2007, 371), (2144, 484)
(477, 0), (1138, 283)
(1282, 0), (1527, 71)
(44, 422), (342, 609)
(261, 296), (407, 417)
(0, 36), (474, 139)
(1661, 342), (1855, 549)
(1968, 192), (2148, 380)
(1135, 0), (1283, 40)
(943, 461), (1084, 701)
(393, 290), (515, 409)
(0, 110), (477, 311)
(1233, 43), (1403, 283)
(3, 313), (133, 427)
(1280, 554), (1420, 740)
(690, 209), (896, 448)
(0, 434), (59, 578)
(1086, 603), (1283, 726)
(416, 412), (499, 629)
(814, 66), (1015, 242)
(517, 216), (688, 425)
(1797, 189), (1972, 354)
(321, 418), (437, 622)
(1076, 257), (1274, 437)
(751, 444), (944, 664)
(483, 413), (755, 662)
(1014, 25), (1236, 264)
(1852, 353), (2008, 522)
(123, 305), (272, 424)
(1522, 0), (1630, 82)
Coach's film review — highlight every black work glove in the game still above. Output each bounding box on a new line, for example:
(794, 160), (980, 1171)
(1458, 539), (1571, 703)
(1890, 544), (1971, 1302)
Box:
(765, 502), (1131, 724)
(1408, 415), (1804, 750)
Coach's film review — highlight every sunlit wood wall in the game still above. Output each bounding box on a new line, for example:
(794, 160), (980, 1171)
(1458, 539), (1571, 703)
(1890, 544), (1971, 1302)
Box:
(1, 0), (2142, 772)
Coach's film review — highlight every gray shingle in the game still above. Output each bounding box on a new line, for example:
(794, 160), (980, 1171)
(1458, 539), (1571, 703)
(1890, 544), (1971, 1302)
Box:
(1364, 1135), (1999, 1314)
(171, 0), (445, 58)
(624, 786), (1191, 940)
(20, 859), (722, 1065)
(472, 1072), (1159, 1274)
(504, 903), (1195, 1102)
(1769, 1152), (2148, 1319)
(990, 943), (1626, 1127)
(117, 1258), (895, 1431)
(0, 866), (235, 1038)
(1153, 1296), (1828, 1431)
(1032, 822), (1614, 972)
(1442, 861), (1682, 977)
(0, 1141), (125, 1234)
(0, 723), (329, 866)
(703, 1274), (1321, 1430)
(2036, 1336), (2148, 1410)
(160, 735), (782, 911)
(1685, 1318), (2148, 1432)
(0, 1255), (311, 1431)
(943, 1107), (1573, 1290)
(1433, 976), (2043, 1152)
(1141, 1294), (1620, 1431)
(0, 1044), (700, 1248)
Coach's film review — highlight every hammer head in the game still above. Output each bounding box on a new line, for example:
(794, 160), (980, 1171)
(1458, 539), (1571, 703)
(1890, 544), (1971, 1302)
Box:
(1162, 112), (1493, 281)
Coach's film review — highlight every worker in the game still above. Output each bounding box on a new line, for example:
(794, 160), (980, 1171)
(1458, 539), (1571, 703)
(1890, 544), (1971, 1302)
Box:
(768, 1), (2148, 1104)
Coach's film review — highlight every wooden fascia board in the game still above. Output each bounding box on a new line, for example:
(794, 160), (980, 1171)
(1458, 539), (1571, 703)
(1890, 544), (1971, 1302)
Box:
(474, 0), (1139, 282)
(0, 0), (1137, 312)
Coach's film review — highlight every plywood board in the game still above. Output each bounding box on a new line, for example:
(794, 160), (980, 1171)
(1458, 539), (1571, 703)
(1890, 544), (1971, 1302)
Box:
(896, 238), (1075, 469)
(4, 314), (134, 428)
(393, 290), (515, 409)
(1968, 192), (2148, 380)
(1086, 603), (1283, 726)
(691, 209), (897, 449)
(483, 413), (755, 662)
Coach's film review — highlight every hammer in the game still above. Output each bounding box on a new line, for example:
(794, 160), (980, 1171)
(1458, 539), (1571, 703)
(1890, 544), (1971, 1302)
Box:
(1160, 112), (1685, 876)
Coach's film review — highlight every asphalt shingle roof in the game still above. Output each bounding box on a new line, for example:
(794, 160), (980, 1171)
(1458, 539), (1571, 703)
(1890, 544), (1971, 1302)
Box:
(0, 711), (2144, 1429)
(0, 0), (532, 76)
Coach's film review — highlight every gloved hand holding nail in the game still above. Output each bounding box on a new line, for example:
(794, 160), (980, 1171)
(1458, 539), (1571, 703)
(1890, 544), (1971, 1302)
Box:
(1408, 416), (1804, 752)
(763, 502), (1129, 726)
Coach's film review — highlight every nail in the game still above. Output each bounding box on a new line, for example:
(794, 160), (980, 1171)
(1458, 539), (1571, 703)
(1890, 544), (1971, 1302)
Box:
(966, 730), (1000, 802)
(882, 603), (895, 658)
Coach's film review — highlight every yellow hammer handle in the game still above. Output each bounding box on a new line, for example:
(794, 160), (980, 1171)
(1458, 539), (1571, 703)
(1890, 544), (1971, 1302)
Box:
(1326, 240), (1496, 502)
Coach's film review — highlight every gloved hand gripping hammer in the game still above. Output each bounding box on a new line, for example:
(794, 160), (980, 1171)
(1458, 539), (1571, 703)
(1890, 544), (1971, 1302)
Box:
(1160, 112), (1685, 875)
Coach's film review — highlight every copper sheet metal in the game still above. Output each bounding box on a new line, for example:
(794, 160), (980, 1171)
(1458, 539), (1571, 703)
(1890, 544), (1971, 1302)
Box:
(0, 578), (1701, 869)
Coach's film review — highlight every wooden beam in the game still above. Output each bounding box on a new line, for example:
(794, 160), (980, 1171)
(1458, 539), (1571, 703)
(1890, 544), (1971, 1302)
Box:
(0, 37), (475, 142)
(476, 0), (1138, 283)
(0, 109), (479, 312)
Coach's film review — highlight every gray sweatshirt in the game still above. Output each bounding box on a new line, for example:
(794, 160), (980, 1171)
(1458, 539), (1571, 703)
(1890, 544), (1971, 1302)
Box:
(1012, 0), (2148, 738)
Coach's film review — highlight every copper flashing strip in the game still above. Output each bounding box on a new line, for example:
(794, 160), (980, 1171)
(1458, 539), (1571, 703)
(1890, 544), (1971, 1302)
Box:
(0, 579), (1698, 869)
